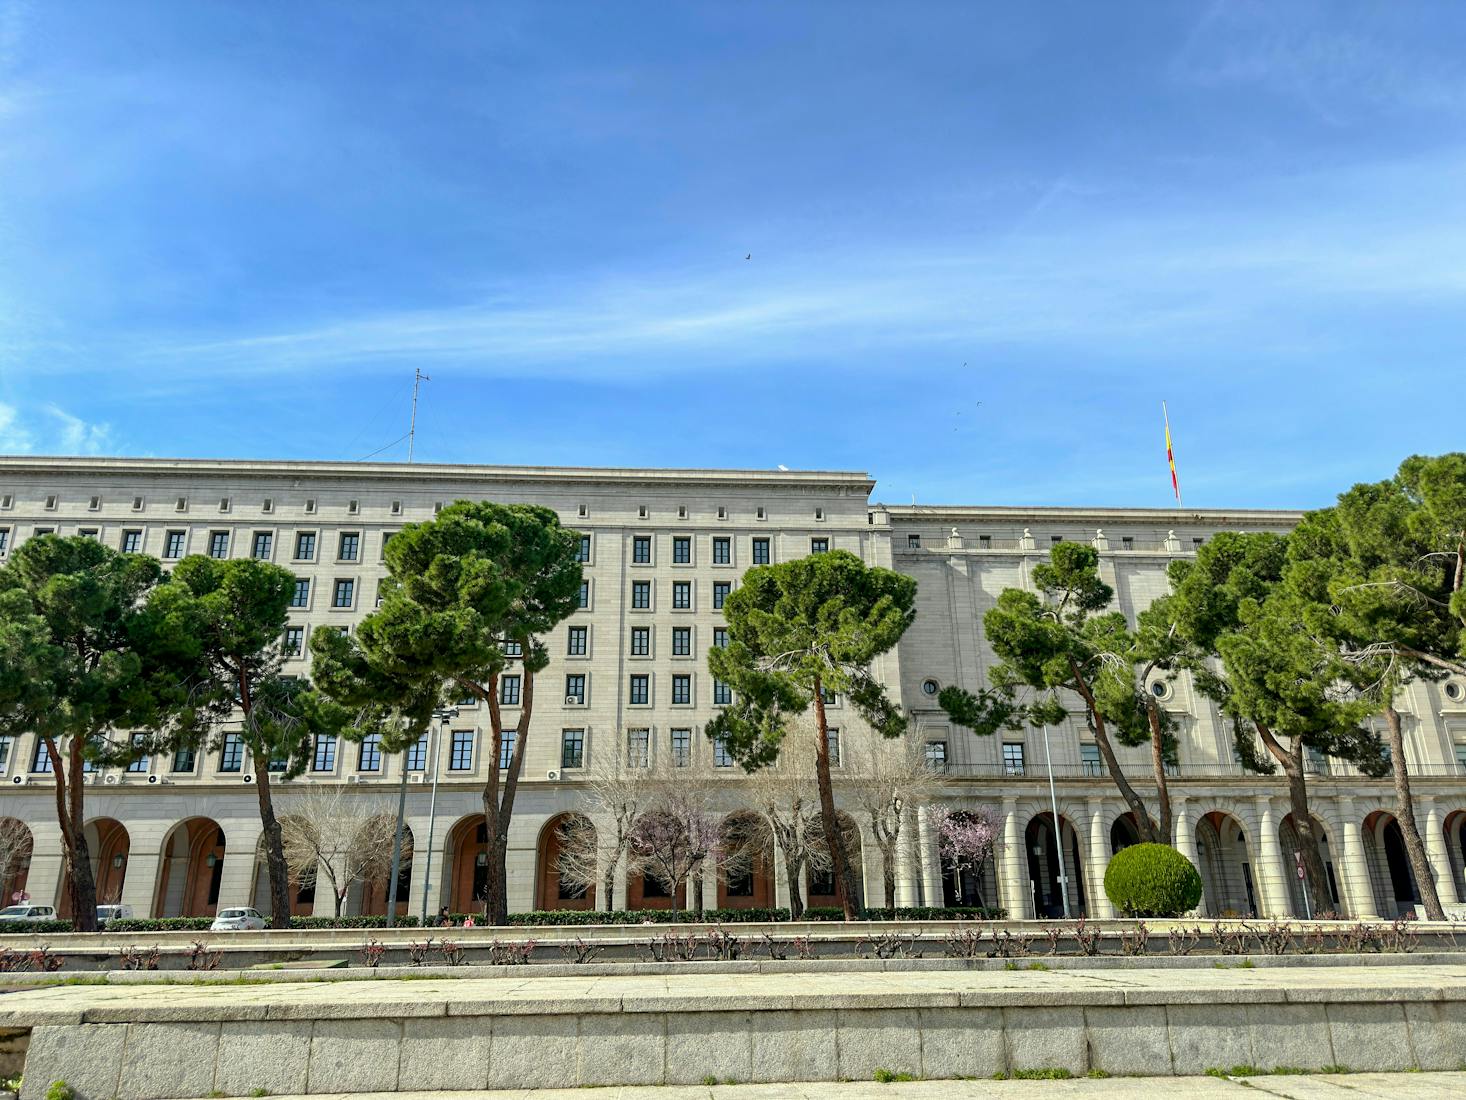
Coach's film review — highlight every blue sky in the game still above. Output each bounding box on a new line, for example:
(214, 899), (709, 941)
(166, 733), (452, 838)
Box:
(2, 2), (1464, 508)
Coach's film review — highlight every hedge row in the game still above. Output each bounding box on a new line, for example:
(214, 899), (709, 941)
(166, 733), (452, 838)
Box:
(0, 920), (72, 934)
(104, 915), (426, 933)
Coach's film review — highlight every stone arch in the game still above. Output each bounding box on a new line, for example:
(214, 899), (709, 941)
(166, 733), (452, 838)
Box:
(537, 813), (596, 911)
(56, 818), (129, 919)
(1194, 810), (1257, 918)
(935, 808), (1001, 909)
(1279, 813), (1341, 917)
(1362, 810), (1422, 919)
(446, 814), (489, 915)
(806, 811), (863, 911)
(1025, 811), (1085, 918)
(717, 811), (774, 910)
(251, 815), (317, 918)
(155, 819), (226, 918)
(359, 821), (415, 919)
(0, 819), (34, 905)
(627, 811), (690, 911)
(1109, 812), (1143, 856)
(1445, 809), (1466, 904)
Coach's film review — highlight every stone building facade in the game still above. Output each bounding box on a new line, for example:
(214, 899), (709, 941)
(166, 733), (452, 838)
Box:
(0, 456), (1463, 922)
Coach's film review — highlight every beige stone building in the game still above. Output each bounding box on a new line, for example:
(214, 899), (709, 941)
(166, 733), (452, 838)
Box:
(0, 456), (1463, 923)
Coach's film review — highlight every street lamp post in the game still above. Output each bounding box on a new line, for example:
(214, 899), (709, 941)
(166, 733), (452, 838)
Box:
(418, 707), (458, 926)
(1041, 723), (1071, 919)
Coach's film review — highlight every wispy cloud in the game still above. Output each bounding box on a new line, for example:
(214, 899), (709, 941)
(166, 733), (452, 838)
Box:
(0, 403), (113, 456)
(0, 403), (35, 453)
(44, 404), (113, 455)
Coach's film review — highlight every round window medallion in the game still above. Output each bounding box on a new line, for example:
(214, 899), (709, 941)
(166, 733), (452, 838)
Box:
(1149, 680), (1170, 699)
(1447, 681), (1464, 702)
(921, 679), (940, 696)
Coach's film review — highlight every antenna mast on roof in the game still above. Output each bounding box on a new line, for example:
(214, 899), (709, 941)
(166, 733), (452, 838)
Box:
(408, 369), (430, 463)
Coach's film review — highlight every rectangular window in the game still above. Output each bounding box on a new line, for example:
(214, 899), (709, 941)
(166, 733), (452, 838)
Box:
(672, 535), (691, 564)
(332, 579), (354, 608)
(1002, 742), (1026, 776)
(629, 674), (649, 705)
(405, 734), (428, 771)
(220, 733), (244, 773)
(978, 534), (992, 548)
(752, 537), (770, 565)
(575, 535), (591, 563)
(1456, 744), (1466, 774)
(251, 532), (273, 559)
(338, 532), (360, 561)
(567, 626), (588, 656)
(1304, 748), (1329, 776)
(501, 639), (523, 658)
(672, 674), (691, 705)
(672, 581), (691, 609)
(826, 727), (841, 766)
(30, 737), (53, 773)
(119, 529), (141, 554)
(924, 741), (948, 770)
(627, 728), (650, 768)
(358, 733), (382, 772)
(499, 729), (516, 770)
(712, 536), (730, 564)
(672, 627), (691, 656)
(713, 627), (728, 648)
(561, 728), (585, 769)
(79, 528), (99, 541)
(312, 734), (338, 772)
(564, 674), (586, 705)
(295, 532), (317, 560)
(712, 582), (730, 609)
(631, 626), (650, 656)
(125, 734), (149, 773)
(290, 578), (310, 608)
(208, 531), (230, 559)
(633, 535), (652, 564)
(632, 580), (651, 609)
(578, 580), (590, 609)
(165, 530), (186, 559)
(499, 674), (521, 706)
(171, 747), (197, 773)
(1080, 744), (1102, 777)
(713, 678), (732, 705)
(283, 626), (304, 656)
(1121, 536), (1134, 550)
(671, 728), (691, 767)
(810, 538), (829, 554)
(449, 730), (474, 771)
(908, 534), (921, 548)
(714, 737), (733, 768)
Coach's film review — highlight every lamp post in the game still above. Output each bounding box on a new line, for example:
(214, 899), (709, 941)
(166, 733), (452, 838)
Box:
(418, 706), (458, 926)
(384, 724), (417, 930)
(1041, 723), (1071, 919)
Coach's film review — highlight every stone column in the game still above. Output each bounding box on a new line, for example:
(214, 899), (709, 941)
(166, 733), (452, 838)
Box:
(917, 808), (943, 908)
(1335, 797), (1379, 920)
(1172, 799), (1201, 915)
(770, 837), (789, 911)
(1422, 798), (1460, 908)
(214, 820), (264, 912)
(1254, 798), (1289, 918)
(613, 852), (630, 911)
(1087, 800), (1115, 918)
(118, 823), (169, 918)
(20, 820), (65, 910)
(999, 799), (1028, 919)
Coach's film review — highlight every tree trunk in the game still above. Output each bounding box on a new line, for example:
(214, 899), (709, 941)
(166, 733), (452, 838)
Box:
(48, 738), (98, 932)
(784, 851), (805, 919)
(601, 859), (617, 914)
(479, 664), (533, 925)
(252, 756), (291, 929)
(1144, 697), (1174, 840)
(1255, 724), (1331, 916)
(883, 849), (897, 911)
(812, 681), (860, 919)
(1069, 662), (1160, 843)
(692, 870), (705, 917)
(1383, 705), (1445, 920)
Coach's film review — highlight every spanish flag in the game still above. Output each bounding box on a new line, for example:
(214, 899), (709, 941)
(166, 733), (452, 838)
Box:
(1163, 401), (1182, 507)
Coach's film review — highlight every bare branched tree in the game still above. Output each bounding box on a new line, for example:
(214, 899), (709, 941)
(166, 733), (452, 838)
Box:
(627, 769), (721, 917)
(734, 720), (834, 918)
(0, 819), (32, 901)
(554, 748), (658, 908)
(847, 735), (944, 909)
(279, 786), (400, 917)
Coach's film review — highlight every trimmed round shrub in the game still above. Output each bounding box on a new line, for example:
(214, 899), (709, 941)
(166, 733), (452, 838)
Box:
(1103, 843), (1203, 917)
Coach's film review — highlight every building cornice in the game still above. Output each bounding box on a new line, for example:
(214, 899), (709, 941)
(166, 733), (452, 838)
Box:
(877, 503), (1303, 524)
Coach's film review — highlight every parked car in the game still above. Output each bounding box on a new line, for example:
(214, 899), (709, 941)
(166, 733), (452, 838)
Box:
(96, 904), (135, 927)
(210, 907), (266, 931)
(0, 904), (56, 922)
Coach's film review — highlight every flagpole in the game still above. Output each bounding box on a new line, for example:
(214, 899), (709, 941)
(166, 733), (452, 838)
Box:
(1163, 401), (1182, 509)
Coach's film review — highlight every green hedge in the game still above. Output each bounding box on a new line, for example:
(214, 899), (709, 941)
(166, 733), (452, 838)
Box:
(288, 915), (421, 929)
(0, 919), (72, 934)
(107, 917), (214, 933)
(485, 906), (1005, 926)
(1104, 843), (1203, 917)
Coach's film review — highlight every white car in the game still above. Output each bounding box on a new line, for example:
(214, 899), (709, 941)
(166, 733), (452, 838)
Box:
(96, 904), (135, 927)
(0, 904), (57, 922)
(210, 907), (266, 931)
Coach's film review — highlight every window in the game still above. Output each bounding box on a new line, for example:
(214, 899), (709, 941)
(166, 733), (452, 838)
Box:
(499, 729), (516, 770)
(632, 580), (651, 609)
(501, 639), (523, 658)
(295, 532), (317, 560)
(312, 734), (338, 772)
(567, 626), (588, 656)
(921, 679), (940, 696)
(633, 535), (652, 564)
(713, 678), (732, 705)
(450, 730), (475, 771)
(672, 581), (691, 609)
(1121, 536), (1134, 550)
(672, 674), (691, 705)
(978, 535), (992, 548)
(908, 534), (921, 549)
(1456, 744), (1466, 774)
(33, 527), (54, 537)
(339, 532), (360, 561)
(1304, 747), (1329, 776)
(208, 531), (230, 559)
(1051, 535), (1064, 545)
(1080, 744), (1102, 777)
(820, 686), (837, 705)
(672, 627), (691, 656)
(638, 505), (648, 519)
(756, 506), (766, 520)
(251, 532), (272, 559)
(332, 579), (355, 608)
(627, 728), (650, 768)
(677, 505), (687, 519)
(577, 580), (590, 609)
(713, 737), (733, 768)
(671, 728), (692, 767)
(347, 499), (359, 515)
(0, 527), (8, 555)
(79, 528), (99, 540)
(810, 538), (829, 554)
(171, 747), (197, 773)
(1002, 742), (1026, 776)
(575, 535), (591, 562)
(290, 578), (310, 608)
(220, 733), (244, 773)
(713, 627), (728, 648)
(672, 536), (691, 564)
(1192, 537), (1205, 548)
(826, 727), (841, 766)
(631, 626), (650, 656)
(500, 674), (521, 706)
(282, 626), (304, 656)
(565, 674), (586, 705)
(304, 498), (317, 514)
(405, 734), (428, 771)
(752, 537), (771, 565)
(30, 737), (53, 773)
(164, 530), (186, 559)
(358, 733), (382, 772)
(552, 727), (584, 771)
(120, 529), (141, 554)
(125, 734), (149, 773)
(712, 582), (730, 609)
(629, 674), (649, 705)
(43, 494), (57, 511)
(390, 500), (402, 516)
(262, 497), (273, 513)
(924, 741), (948, 770)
